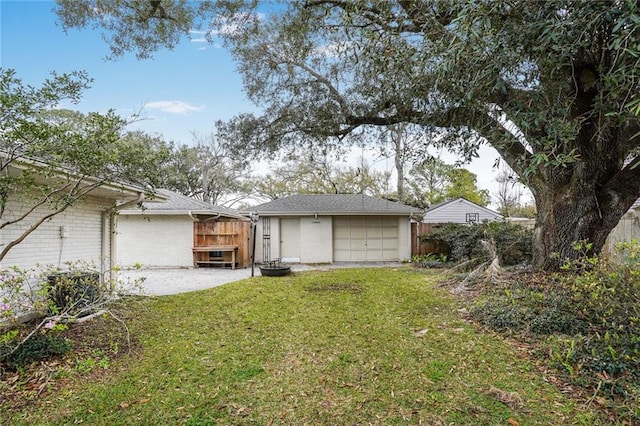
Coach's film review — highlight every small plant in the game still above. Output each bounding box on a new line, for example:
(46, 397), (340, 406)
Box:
(75, 349), (111, 374)
(2, 329), (72, 370)
(412, 253), (450, 268)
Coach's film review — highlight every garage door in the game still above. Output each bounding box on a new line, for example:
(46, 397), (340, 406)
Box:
(333, 216), (398, 261)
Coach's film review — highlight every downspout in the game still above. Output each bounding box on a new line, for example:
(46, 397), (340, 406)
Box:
(102, 192), (146, 281)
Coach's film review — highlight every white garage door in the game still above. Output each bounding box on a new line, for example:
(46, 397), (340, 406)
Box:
(333, 216), (398, 261)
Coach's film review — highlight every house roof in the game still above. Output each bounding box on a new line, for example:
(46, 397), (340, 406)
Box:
(119, 188), (247, 220)
(5, 153), (161, 203)
(250, 194), (421, 216)
(424, 197), (503, 218)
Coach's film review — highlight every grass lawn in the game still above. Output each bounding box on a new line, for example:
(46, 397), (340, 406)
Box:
(2, 267), (602, 425)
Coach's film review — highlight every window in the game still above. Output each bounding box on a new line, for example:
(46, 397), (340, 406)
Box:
(466, 213), (479, 224)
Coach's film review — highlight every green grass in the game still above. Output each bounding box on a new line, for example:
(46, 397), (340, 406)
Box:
(3, 267), (602, 425)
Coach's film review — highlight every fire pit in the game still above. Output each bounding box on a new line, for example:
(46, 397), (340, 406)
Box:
(259, 259), (291, 277)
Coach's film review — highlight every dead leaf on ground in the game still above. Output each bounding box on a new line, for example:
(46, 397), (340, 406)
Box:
(487, 386), (525, 409)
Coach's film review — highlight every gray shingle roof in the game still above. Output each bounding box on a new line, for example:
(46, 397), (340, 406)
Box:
(121, 188), (245, 219)
(424, 197), (502, 217)
(252, 194), (421, 215)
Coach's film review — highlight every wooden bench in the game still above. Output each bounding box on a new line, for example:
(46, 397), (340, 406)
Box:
(192, 245), (238, 269)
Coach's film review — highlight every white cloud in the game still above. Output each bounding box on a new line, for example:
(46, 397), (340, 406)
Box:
(146, 101), (205, 115)
(191, 37), (207, 43)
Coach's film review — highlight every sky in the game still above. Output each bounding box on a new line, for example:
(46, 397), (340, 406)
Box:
(0, 0), (517, 207)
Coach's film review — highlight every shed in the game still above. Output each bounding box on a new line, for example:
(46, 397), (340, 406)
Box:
(116, 189), (251, 269)
(250, 194), (421, 264)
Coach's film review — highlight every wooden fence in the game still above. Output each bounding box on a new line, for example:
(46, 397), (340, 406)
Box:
(411, 222), (445, 257)
(193, 220), (253, 268)
(604, 212), (640, 259)
(413, 213), (640, 261)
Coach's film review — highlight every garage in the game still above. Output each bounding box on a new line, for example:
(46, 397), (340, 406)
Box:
(251, 194), (419, 264)
(333, 216), (399, 261)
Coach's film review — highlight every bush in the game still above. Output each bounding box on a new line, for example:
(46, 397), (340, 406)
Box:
(471, 281), (584, 335)
(2, 330), (71, 370)
(421, 221), (532, 265)
(558, 243), (640, 382)
(46, 271), (101, 315)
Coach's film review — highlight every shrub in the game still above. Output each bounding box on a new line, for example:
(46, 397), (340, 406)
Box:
(471, 281), (584, 335)
(46, 271), (101, 316)
(2, 330), (71, 370)
(557, 243), (640, 382)
(421, 221), (532, 265)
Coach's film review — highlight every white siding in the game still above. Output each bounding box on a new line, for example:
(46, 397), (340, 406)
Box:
(397, 216), (412, 261)
(424, 199), (502, 224)
(258, 216), (333, 264)
(115, 215), (194, 268)
(0, 196), (110, 271)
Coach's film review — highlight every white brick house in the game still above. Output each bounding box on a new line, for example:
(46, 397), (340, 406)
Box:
(0, 161), (153, 275)
(115, 189), (248, 268)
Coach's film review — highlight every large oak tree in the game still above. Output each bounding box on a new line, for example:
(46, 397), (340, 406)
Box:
(56, 0), (640, 270)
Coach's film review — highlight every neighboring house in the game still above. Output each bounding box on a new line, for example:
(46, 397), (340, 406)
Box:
(0, 161), (154, 276)
(115, 189), (250, 268)
(250, 194), (422, 263)
(423, 198), (503, 224)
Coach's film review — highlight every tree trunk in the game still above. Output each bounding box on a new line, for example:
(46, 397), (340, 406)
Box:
(391, 124), (405, 200)
(532, 181), (638, 271)
(395, 153), (404, 200)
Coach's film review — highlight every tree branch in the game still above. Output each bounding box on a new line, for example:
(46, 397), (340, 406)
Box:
(0, 183), (75, 230)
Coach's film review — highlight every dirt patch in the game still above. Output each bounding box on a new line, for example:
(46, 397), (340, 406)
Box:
(305, 282), (364, 293)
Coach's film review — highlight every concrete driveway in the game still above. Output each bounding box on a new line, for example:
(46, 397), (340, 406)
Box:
(119, 263), (403, 296)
